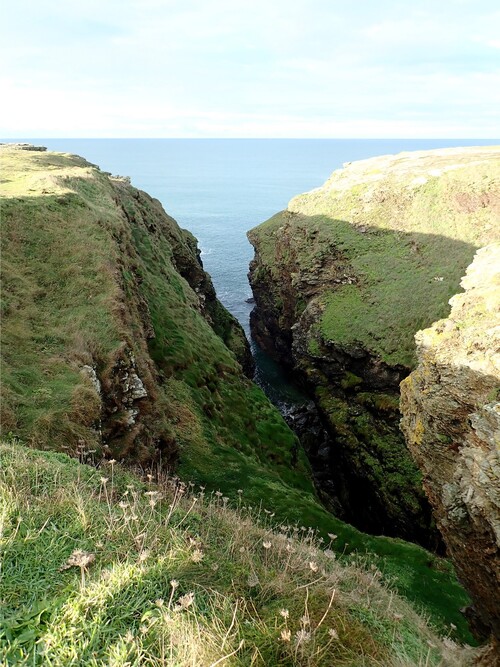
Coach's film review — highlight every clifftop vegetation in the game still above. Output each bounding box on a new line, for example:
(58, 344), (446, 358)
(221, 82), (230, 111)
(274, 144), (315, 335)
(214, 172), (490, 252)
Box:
(0, 147), (489, 663)
(247, 146), (500, 548)
(0, 442), (477, 666)
(251, 146), (500, 368)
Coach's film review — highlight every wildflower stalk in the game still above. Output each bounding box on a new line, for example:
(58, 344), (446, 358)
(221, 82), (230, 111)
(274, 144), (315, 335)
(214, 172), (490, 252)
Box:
(208, 640), (244, 667)
(221, 599), (238, 650)
(315, 589), (336, 631)
(172, 496), (198, 530)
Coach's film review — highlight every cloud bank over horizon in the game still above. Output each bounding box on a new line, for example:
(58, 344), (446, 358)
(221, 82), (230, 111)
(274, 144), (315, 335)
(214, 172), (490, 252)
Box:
(2, 0), (499, 138)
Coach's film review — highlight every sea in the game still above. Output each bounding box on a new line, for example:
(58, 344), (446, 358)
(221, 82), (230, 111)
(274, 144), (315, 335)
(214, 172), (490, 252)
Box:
(10, 138), (498, 406)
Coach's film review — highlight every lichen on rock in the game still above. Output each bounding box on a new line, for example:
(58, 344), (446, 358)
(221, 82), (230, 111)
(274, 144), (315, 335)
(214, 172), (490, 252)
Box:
(401, 242), (500, 644)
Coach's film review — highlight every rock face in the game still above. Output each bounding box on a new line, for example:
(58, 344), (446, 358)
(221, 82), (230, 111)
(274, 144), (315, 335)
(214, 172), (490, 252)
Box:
(248, 146), (500, 547)
(401, 243), (500, 643)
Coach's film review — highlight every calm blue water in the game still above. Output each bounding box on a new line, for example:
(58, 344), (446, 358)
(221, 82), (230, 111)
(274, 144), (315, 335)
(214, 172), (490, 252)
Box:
(10, 138), (499, 404)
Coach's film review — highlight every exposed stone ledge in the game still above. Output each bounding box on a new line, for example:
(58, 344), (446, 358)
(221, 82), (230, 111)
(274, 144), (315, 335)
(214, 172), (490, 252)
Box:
(401, 243), (500, 643)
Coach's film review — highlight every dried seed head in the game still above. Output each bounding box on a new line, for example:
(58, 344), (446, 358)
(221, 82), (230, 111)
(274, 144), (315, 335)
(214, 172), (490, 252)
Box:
(262, 541), (272, 550)
(191, 549), (203, 563)
(247, 572), (259, 587)
(175, 592), (194, 611)
(328, 628), (339, 639)
(280, 629), (291, 642)
(309, 561), (318, 572)
(61, 549), (95, 571)
(294, 629), (311, 645)
(279, 609), (289, 619)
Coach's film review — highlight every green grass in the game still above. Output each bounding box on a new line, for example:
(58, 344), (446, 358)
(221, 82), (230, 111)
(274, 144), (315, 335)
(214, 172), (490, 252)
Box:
(251, 149), (500, 367)
(0, 442), (477, 666)
(0, 148), (479, 651)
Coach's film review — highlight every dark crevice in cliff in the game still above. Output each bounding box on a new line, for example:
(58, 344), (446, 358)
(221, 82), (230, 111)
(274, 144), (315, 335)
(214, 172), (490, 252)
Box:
(250, 332), (444, 552)
(247, 215), (488, 551)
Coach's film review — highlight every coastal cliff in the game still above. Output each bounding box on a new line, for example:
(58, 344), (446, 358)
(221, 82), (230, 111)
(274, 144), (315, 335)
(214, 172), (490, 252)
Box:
(401, 243), (500, 651)
(248, 146), (500, 547)
(0, 146), (489, 654)
(0, 146), (255, 466)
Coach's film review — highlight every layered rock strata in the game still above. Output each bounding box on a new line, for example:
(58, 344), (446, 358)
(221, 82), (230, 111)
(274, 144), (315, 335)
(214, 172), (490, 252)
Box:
(401, 243), (500, 645)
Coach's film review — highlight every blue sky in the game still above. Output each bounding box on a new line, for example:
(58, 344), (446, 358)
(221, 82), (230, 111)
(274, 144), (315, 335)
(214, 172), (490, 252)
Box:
(1, 0), (499, 137)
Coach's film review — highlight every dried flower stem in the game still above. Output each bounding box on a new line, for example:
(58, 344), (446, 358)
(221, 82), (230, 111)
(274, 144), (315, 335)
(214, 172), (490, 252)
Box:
(315, 589), (336, 631)
(221, 599), (238, 650)
(172, 497), (198, 530)
(208, 640), (244, 667)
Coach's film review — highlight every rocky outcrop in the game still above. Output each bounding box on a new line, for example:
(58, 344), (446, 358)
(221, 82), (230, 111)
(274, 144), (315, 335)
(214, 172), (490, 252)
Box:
(248, 146), (500, 547)
(401, 243), (500, 645)
(0, 142), (47, 151)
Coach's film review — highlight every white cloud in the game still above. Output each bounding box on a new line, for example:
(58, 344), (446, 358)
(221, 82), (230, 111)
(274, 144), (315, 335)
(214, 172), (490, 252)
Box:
(1, 0), (499, 137)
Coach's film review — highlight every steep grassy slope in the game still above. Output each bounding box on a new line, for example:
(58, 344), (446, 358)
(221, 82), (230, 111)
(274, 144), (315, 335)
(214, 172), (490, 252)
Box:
(0, 442), (478, 666)
(0, 146), (477, 644)
(248, 147), (500, 546)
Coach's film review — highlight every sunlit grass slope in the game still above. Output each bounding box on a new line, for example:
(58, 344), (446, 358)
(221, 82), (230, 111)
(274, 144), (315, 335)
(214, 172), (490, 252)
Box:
(0, 442), (477, 666)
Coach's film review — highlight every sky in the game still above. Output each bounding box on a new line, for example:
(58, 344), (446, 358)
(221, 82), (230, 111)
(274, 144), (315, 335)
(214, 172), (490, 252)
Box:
(1, 0), (499, 138)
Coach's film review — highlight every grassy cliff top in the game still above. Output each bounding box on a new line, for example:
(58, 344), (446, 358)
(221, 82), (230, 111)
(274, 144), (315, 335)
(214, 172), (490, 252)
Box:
(250, 146), (500, 367)
(0, 441), (477, 666)
(0, 146), (477, 644)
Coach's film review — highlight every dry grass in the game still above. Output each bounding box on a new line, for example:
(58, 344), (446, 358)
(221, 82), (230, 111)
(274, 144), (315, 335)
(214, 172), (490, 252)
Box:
(0, 441), (478, 666)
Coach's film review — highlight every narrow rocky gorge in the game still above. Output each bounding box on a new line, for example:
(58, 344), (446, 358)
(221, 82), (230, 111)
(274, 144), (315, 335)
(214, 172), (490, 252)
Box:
(248, 146), (500, 549)
(3, 145), (499, 659)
